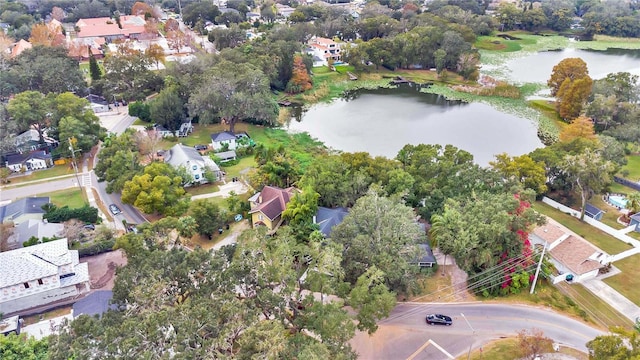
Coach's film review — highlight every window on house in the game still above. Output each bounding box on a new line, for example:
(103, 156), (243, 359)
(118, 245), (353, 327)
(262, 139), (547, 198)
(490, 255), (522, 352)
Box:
(38, 279), (43, 285)
(192, 165), (197, 170)
(259, 214), (264, 221)
(24, 282), (30, 289)
(194, 174), (200, 180)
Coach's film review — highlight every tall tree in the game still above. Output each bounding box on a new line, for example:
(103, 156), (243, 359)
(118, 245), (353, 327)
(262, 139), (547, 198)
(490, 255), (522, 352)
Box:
(556, 76), (593, 120)
(149, 85), (184, 132)
(561, 149), (615, 220)
(6, 90), (49, 142)
(286, 54), (313, 94)
(99, 44), (162, 100)
(189, 199), (227, 239)
(490, 153), (548, 195)
(559, 115), (598, 144)
(121, 162), (190, 216)
(548, 57), (590, 96)
(587, 327), (640, 360)
(5, 45), (86, 95)
(88, 49), (102, 81)
(330, 187), (423, 293)
(188, 61), (279, 133)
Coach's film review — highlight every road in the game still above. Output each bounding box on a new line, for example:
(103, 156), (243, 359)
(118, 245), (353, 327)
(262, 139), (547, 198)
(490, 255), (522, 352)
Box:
(351, 303), (605, 360)
(0, 112), (145, 229)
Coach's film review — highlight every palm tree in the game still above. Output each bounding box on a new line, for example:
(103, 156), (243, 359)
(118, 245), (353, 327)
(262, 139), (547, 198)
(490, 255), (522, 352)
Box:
(627, 192), (640, 215)
(429, 209), (462, 276)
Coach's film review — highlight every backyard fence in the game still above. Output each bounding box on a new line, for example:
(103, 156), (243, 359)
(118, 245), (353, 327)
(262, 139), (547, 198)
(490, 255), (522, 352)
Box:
(614, 176), (640, 192)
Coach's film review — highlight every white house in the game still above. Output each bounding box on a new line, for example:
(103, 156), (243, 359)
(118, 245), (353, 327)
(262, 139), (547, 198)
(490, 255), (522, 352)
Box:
(164, 144), (222, 186)
(210, 131), (238, 151)
(530, 222), (608, 283)
(0, 239), (90, 315)
(14, 129), (59, 152)
(306, 36), (342, 66)
(5, 151), (53, 172)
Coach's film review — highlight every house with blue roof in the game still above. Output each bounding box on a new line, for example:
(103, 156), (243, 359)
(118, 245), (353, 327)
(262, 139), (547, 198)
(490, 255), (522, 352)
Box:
(314, 207), (349, 238)
(584, 203), (604, 221)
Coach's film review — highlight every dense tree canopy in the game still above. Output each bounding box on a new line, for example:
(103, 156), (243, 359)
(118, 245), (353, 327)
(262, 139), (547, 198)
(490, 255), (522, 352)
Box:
(121, 162), (190, 216)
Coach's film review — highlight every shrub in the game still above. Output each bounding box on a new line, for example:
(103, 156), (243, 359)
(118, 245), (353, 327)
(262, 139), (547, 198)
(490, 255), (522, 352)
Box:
(78, 239), (116, 257)
(128, 101), (151, 122)
(43, 204), (99, 224)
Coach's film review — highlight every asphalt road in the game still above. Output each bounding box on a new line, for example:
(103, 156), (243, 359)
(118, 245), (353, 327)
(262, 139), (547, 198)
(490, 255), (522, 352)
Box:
(0, 176), (79, 201)
(351, 303), (605, 360)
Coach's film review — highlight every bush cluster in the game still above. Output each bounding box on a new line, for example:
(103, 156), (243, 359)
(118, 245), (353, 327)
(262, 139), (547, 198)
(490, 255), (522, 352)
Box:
(43, 204), (99, 224)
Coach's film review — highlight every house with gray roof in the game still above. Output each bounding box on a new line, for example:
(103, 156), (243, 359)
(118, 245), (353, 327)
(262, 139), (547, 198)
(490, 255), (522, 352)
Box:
(8, 219), (64, 249)
(164, 144), (222, 186)
(211, 131), (238, 151)
(5, 151), (53, 172)
(73, 290), (116, 318)
(414, 243), (436, 268)
(0, 238), (90, 315)
(584, 203), (604, 220)
(0, 197), (50, 225)
(314, 207), (348, 238)
(630, 212), (640, 233)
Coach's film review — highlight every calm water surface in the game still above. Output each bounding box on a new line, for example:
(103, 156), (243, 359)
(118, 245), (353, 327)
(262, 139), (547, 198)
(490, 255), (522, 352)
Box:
(505, 48), (640, 83)
(287, 87), (543, 166)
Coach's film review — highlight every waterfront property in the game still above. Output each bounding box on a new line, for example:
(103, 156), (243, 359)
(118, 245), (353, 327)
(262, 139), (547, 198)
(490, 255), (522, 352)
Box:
(530, 222), (610, 283)
(248, 186), (297, 231)
(0, 239), (90, 315)
(164, 144), (222, 186)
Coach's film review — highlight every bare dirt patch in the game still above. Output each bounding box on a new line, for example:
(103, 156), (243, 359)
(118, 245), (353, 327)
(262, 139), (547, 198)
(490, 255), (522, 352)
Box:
(80, 249), (127, 290)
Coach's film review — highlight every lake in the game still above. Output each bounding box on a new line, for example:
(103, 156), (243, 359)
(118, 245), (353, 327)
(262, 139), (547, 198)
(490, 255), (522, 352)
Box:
(286, 87), (544, 166)
(505, 47), (640, 83)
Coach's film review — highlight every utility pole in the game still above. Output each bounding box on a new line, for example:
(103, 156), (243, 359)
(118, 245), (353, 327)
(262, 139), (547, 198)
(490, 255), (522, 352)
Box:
(530, 244), (547, 294)
(461, 313), (475, 360)
(68, 138), (86, 203)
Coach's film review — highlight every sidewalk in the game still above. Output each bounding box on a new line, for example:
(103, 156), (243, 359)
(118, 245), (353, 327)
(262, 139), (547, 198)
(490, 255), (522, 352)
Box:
(581, 278), (640, 323)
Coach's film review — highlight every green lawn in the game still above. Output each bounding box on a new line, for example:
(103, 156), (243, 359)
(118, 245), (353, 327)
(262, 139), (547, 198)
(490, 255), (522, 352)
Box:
(46, 188), (86, 208)
(532, 202), (633, 255)
(221, 156), (256, 180)
(620, 155), (640, 181)
(5, 165), (75, 186)
(556, 282), (632, 329)
(185, 183), (220, 196)
(604, 254), (640, 308)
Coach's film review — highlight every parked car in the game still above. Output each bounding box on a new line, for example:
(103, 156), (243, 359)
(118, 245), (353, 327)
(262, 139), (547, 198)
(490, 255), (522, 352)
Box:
(425, 314), (453, 326)
(194, 144), (208, 151)
(109, 204), (122, 215)
(83, 224), (96, 230)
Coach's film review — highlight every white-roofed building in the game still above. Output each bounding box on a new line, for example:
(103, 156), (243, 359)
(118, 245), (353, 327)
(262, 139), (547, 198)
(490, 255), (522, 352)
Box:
(0, 239), (90, 315)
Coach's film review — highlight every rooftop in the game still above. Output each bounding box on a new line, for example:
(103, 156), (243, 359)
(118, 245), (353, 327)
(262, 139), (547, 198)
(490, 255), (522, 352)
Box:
(0, 197), (50, 224)
(548, 235), (604, 275)
(0, 239), (72, 288)
(531, 223), (566, 245)
(249, 186), (297, 220)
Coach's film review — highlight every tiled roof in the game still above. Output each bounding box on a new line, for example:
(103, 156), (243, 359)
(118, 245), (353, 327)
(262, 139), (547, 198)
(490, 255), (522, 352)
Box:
(531, 223), (566, 245)
(0, 239), (71, 288)
(0, 197), (50, 224)
(549, 235), (604, 275)
(76, 15), (146, 38)
(249, 186), (297, 220)
(10, 39), (32, 58)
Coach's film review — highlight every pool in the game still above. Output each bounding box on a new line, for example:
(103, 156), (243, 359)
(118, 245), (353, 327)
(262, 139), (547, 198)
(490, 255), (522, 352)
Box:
(609, 195), (628, 209)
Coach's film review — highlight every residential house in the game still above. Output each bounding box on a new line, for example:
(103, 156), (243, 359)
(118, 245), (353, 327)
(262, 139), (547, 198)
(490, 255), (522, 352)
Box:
(154, 124), (175, 137)
(248, 186), (297, 230)
(75, 15), (149, 42)
(5, 151), (53, 172)
(10, 39), (32, 58)
(211, 131), (238, 151)
(275, 3), (296, 18)
(215, 150), (237, 162)
(0, 197), (50, 225)
(630, 213), (640, 233)
(14, 129), (59, 153)
(164, 144), (222, 185)
(530, 223), (608, 283)
(0, 238), (90, 314)
(85, 94), (110, 113)
(177, 121), (194, 137)
(584, 203), (604, 221)
(8, 219), (65, 249)
(69, 42), (104, 61)
(246, 12), (261, 22)
(307, 36), (342, 66)
(414, 243), (437, 268)
(314, 207), (348, 238)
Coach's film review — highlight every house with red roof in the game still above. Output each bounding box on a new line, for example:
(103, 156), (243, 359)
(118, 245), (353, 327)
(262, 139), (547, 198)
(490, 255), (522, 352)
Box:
(75, 15), (149, 42)
(248, 186), (298, 231)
